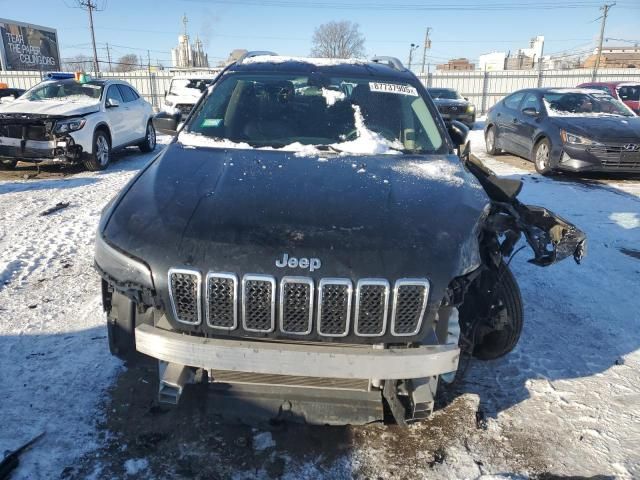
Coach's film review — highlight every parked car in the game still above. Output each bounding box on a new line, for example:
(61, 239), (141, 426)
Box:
(485, 87), (640, 174)
(577, 81), (640, 114)
(162, 75), (215, 119)
(0, 76), (155, 171)
(427, 87), (476, 128)
(96, 53), (585, 425)
(0, 86), (25, 104)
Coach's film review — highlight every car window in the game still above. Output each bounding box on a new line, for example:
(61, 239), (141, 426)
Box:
(503, 92), (526, 110)
(118, 85), (138, 102)
(543, 91), (633, 117)
(188, 73), (445, 154)
(106, 85), (124, 104)
(617, 85), (640, 101)
(521, 93), (542, 112)
(427, 88), (462, 100)
(23, 80), (103, 102)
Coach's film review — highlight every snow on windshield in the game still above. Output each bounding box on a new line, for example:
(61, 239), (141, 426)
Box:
(543, 91), (634, 117)
(242, 55), (368, 66)
(178, 104), (402, 156)
(321, 87), (346, 106)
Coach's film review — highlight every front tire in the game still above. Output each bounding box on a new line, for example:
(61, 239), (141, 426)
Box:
(485, 126), (500, 155)
(0, 159), (18, 170)
(533, 138), (553, 175)
(139, 121), (157, 153)
(459, 262), (524, 361)
(83, 129), (111, 171)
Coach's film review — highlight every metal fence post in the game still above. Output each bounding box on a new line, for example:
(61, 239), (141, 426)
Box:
(427, 72), (433, 88)
(537, 68), (544, 88)
(481, 70), (489, 114)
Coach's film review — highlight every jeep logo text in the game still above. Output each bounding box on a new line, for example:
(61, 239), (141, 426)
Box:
(275, 253), (321, 272)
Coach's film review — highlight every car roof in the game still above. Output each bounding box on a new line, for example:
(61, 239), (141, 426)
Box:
(528, 87), (609, 95)
(227, 55), (416, 81)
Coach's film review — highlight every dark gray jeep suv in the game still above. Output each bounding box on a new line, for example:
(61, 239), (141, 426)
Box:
(95, 52), (585, 425)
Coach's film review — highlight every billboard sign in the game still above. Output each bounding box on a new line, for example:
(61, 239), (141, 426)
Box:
(0, 18), (60, 71)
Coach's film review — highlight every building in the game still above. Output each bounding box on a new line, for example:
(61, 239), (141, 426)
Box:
(583, 46), (640, 69)
(478, 52), (506, 71)
(170, 15), (209, 69)
(436, 58), (474, 71)
(478, 36), (545, 71)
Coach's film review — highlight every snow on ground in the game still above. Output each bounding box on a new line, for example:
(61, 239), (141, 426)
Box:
(0, 138), (170, 479)
(0, 127), (639, 479)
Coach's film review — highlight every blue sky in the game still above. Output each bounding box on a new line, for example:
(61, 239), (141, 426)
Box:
(2, 0), (639, 69)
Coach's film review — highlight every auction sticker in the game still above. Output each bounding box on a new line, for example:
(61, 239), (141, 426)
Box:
(369, 82), (418, 96)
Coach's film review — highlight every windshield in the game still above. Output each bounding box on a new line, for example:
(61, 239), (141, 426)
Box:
(543, 91), (634, 117)
(428, 88), (462, 100)
(169, 78), (212, 95)
(617, 84), (640, 102)
(187, 73), (444, 154)
(23, 80), (103, 102)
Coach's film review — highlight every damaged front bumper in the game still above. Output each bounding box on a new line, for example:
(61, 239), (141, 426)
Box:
(0, 135), (84, 163)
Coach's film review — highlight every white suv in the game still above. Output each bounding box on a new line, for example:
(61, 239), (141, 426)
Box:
(162, 75), (214, 119)
(0, 77), (155, 171)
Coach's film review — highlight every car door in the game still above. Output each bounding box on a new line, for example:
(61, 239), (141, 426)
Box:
(495, 91), (526, 154)
(118, 85), (147, 141)
(513, 92), (544, 157)
(104, 85), (128, 148)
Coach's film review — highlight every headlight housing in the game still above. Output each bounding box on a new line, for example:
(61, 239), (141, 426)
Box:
(164, 100), (174, 107)
(560, 130), (598, 146)
(94, 232), (154, 289)
(54, 118), (86, 134)
(466, 104), (475, 114)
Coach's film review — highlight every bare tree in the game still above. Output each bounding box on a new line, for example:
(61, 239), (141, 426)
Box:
(62, 54), (94, 72)
(311, 21), (365, 59)
(115, 54), (140, 72)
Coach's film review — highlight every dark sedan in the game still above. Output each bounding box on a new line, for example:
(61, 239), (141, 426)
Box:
(427, 87), (476, 128)
(485, 88), (640, 174)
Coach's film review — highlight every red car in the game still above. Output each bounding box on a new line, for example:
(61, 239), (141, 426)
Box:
(577, 81), (640, 114)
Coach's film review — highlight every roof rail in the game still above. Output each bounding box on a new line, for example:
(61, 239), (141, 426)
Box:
(236, 51), (278, 64)
(370, 56), (406, 71)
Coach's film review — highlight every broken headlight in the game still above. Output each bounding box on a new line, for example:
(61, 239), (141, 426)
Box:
(54, 118), (86, 134)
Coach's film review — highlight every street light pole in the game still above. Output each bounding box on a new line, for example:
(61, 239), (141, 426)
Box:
(408, 43), (419, 71)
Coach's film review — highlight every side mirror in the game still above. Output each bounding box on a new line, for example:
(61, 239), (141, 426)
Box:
(106, 98), (119, 108)
(448, 120), (470, 161)
(522, 107), (539, 117)
(153, 111), (180, 135)
(464, 97), (469, 101)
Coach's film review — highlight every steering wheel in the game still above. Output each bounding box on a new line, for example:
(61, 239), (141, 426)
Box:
(344, 125), (398, 142)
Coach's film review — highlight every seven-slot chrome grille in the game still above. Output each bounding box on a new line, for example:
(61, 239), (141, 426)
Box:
(168, 270), (430, 338)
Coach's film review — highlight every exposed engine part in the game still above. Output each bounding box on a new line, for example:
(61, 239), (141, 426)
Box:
(158, 361), (194, 405)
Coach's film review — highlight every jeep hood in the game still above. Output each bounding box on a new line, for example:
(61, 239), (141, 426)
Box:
(0, 98), (100, 117)
(103, 143), (490, 304)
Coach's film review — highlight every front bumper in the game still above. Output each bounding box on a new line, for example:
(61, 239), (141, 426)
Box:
(0, 135), (84, 163)
(135, 324), (460, 380)
(557, 144), (640, 173)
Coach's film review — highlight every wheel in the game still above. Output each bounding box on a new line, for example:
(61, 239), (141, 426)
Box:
(0, 158), (18, 170)
(459, 262), (524, 361)
(83, 129), (111, 171)
(105, 283), (142, 364)
(485, 126), (500, 155)
(139, 121), (157, 153)
(533, 138), (553, 175)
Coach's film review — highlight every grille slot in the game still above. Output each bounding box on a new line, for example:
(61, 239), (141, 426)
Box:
(279, 277), (314, 335)
(205, 273), (238, 330)
(242, 275), (276, 332)
(391, 279), (430, 336)
(168, 268), (201, 325)
(317, 279), (352, 337)
(354, 279), (390, 337)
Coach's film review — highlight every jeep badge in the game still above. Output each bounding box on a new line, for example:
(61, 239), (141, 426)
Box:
(275, 253), (321, 272)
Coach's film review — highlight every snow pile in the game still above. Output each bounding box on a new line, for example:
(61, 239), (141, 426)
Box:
(391, 159), (465, 186)
(329, 105), (402, 155)
(123, 458), (149, 476)
(321, 87), (346, 106)
(242, 55), (367, 66)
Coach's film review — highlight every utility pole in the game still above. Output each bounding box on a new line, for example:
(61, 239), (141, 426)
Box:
(420, 27), (432, 74)
(592, 2), (615, 81)
(105, 42), (112, 72)
(75, 0), (102, 73)
(408, 43), (419, 71)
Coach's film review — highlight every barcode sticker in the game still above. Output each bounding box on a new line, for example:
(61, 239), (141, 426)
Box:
(369, 82), (418, 96)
